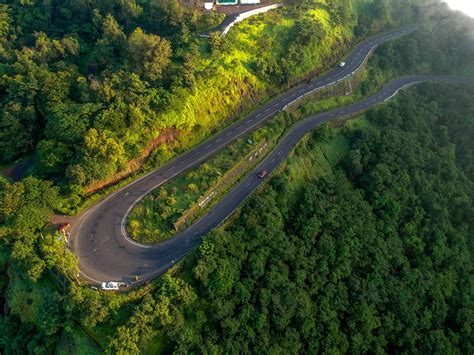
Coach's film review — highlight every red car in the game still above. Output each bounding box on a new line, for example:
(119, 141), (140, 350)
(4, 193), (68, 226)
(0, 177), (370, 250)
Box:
(58, 222), (70, 235)
(258, 170), (268, 178)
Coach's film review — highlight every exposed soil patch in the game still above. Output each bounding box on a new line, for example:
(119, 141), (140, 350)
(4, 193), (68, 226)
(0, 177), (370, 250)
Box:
(84, 127), (180, 195)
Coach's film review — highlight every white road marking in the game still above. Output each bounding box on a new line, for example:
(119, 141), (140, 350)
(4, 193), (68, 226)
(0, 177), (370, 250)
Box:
(74, 27), (422, 280)
(78, 270), (104, 284)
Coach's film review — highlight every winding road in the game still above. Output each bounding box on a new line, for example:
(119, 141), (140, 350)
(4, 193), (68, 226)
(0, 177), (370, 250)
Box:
(71, 25), (471, 285)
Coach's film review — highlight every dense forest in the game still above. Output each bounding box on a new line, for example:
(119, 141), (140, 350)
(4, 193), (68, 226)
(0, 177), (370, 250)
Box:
(106, 84), (474, 353)
(0, 0), (474, 353)
(0, 0), (422, 205)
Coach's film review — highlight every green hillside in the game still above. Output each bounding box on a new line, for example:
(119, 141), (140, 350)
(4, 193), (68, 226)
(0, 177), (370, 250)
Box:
(1, 0), (418, 213)
(1, 0), (473, 353)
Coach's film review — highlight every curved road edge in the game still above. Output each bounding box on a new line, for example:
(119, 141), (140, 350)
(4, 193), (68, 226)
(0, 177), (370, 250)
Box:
(72, 75), (473, 286)
(118, 25), (419, 248)
(71, 25), (419, 284)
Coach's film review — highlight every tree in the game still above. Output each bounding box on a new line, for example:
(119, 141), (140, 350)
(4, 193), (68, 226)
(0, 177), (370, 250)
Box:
(0, 102), (35, 162)
(181, 48), (197, 88)
(0, 177), (59, 238)
(208, 32), (224, 57)
(41, 233), (79, 278)
(35, 140), (72, 176)
(33, 32), (79, 63)
(0, 4), (11, 38)
(127, 28), (172, 82)
(108, 294), (158, 354)
(153, 0), (185, 29)
(36, 291), (64, 336)
(66, 127), (126, 185)
(95, 14), (127, 67)
(294, 19), (326, 45)
(327, 0), (355, 23)
(44, 102), (99, 145)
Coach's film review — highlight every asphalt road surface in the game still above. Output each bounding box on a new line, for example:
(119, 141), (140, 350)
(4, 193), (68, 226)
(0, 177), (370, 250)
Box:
(71, 26), (458, 285)
(199, 12), (240, 37)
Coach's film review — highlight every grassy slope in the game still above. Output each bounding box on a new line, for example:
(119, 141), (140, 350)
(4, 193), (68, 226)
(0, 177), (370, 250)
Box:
(62, 2), (358, 214)
(124, 1), (368, 242)
(161, 5), (352, 131)
(134, 83), (474, 353)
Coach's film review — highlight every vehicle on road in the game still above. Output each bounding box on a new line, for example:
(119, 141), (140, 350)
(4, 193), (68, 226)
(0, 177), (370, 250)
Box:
(101, 282), (120, 290)
(258, 169), (268, 178)
(73, 26), (426, 285)
(339, 62), (346, 68)
(58, 222), (70, 235)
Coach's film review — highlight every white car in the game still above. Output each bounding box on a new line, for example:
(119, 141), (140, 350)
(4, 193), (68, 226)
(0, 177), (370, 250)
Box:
(101, 282), (120, 290)
(339, 62), (346, 68)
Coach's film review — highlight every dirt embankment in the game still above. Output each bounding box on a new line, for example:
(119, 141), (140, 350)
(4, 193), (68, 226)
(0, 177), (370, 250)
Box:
(84, 127), (180, 195)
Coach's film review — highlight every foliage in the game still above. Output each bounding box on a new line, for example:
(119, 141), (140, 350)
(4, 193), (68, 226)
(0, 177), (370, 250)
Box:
(0, 177), (58, 238)
(1, 1), (473, 354)
(123, 84), (474, 353)
(0, 0), (426, 204)
(128, 126), (280, 243)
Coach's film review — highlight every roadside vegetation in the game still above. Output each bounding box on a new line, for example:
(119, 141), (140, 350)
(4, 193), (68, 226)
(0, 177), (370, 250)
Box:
(114, 83), (474, 353)
(0, 0), (418, 215)
(127, 16), (474, 244)
(0, 0), (473, 353)
(128, 128), (273, 243)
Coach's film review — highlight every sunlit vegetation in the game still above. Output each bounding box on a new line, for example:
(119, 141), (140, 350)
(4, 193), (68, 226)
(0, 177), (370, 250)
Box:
(113, 84), (474, 353)
(128, 14), (474, 244)
(0, 0), (419, 214)
(1, 0), (474, 353)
